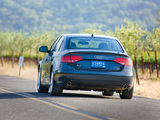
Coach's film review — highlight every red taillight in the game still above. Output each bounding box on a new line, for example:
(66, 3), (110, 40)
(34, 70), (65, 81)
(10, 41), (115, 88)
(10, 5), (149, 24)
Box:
(114, 58), (133, 66)
(61, 55), (83, 63)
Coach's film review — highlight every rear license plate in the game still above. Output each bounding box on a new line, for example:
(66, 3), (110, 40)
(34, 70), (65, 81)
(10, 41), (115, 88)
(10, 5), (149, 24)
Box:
(91, 61), (106, 68)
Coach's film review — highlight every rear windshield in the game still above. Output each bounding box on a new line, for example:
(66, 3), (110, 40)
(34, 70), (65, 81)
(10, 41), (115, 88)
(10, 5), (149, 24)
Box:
(68, 37), (124, 52)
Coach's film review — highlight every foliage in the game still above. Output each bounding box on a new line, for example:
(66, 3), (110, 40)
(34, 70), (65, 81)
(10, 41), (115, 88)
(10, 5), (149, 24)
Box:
(0, 32), (6, 56)
(0, 21), (160, 65)
(114, 21), (147, 59)
(0, 30), (60, 59)
(0, 0), (160, 33)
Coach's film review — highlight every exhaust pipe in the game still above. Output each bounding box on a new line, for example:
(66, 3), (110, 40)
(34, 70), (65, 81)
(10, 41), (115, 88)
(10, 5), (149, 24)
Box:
(122, 83), (128, 89)
(67, 81), (72, 86)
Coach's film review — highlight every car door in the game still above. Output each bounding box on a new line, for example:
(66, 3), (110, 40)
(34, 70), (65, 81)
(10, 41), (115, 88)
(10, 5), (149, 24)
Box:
(51, 36), (65, 72)
(41, 54), (50, 85)
(41, 37), (61, 85)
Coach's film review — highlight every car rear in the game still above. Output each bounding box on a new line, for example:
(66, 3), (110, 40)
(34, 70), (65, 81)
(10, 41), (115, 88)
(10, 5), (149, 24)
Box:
(55, 35), (134, 92)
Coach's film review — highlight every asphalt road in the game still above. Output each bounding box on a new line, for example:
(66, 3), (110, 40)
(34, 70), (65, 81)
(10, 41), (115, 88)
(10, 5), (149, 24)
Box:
(0, 75), (160, 120)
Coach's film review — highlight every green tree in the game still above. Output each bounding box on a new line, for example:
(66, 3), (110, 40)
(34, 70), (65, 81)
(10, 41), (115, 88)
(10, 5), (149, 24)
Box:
(5, 32), (23, 67)
(114, 21), (147, 84)
(0, 0), (159, 33)
(146, 28), (160, 78)
(0, 32), (6, 66)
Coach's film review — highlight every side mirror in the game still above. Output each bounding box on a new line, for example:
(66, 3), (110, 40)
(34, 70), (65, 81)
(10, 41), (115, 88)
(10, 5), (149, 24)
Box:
(39, 46), (48, 53)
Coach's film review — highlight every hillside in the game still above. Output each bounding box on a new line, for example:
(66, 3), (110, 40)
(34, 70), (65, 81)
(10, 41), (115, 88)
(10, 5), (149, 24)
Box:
(0, 0), (160, 32)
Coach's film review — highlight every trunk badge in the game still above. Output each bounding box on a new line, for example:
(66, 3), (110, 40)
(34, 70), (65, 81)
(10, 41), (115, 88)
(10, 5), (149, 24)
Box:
(94, 55), (104, 59)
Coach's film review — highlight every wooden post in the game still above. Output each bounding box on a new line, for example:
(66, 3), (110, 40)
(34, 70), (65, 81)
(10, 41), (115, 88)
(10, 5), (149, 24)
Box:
(147, 52), (152, 78)
(19, 56), (24, 76)
(20, 49), (24, 69)
(19, 66), (21, 76)
(141, 52), (145, 75)
(1, 56), (3, 67)
(36, 51), (39, 64)
(155, 50), (159, 78)
(11, 50), (14, 68)
(157, 65), (159, 78)
(135, 55), (140, 85)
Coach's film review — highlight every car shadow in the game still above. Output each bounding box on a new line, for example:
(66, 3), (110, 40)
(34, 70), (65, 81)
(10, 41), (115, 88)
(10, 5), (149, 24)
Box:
(27, 91), (155, 100)
(0, 93), (26, 99)
(0, 88), (118, 99)
(0, 91), (153, 100)
(26, 92), (120, 99)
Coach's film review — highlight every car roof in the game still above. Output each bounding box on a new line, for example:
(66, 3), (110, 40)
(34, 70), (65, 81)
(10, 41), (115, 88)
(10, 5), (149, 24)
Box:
(63, 34), (117, 40)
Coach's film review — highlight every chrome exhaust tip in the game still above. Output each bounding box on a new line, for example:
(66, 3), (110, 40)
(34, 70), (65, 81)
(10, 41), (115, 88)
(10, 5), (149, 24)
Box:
(67, 81), (72, 86)
(122, 83), (128, 89)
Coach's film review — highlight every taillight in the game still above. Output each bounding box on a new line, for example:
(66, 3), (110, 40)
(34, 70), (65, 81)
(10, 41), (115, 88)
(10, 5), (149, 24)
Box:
(114, 58), (133, 66)
(61, 55), (83, 63)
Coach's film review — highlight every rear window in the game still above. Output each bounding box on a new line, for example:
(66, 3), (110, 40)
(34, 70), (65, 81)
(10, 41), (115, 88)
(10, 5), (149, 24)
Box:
(68, 37), (124, 52)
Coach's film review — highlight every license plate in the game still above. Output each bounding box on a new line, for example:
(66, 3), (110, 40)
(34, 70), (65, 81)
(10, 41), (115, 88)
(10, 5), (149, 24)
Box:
(91, 61), (106, 68)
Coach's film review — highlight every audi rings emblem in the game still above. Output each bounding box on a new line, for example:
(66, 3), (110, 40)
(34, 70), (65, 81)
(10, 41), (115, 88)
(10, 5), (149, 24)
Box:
(94, 55), (104, 59)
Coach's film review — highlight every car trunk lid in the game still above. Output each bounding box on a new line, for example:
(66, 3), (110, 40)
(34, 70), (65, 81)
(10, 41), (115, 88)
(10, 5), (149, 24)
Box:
(62, 50), (131, 71)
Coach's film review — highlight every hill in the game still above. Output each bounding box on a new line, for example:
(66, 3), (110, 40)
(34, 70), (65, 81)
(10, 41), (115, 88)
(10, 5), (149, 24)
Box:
(0, 0), (160, 32)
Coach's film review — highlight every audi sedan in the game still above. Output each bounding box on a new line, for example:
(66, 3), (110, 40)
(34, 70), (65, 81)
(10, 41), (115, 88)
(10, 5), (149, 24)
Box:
(37, 34), (134, 99)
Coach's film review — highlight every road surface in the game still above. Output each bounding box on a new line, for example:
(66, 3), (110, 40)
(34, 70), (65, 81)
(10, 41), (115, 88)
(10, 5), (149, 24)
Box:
(0, 75), (160, 120)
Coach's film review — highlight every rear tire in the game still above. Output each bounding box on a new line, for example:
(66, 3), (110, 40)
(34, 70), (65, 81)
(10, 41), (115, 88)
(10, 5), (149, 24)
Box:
(102, 90), (114, 96)
(120, 87), (134, 99)
(37, 68), (49, 93)
(50, 70), (63, 96)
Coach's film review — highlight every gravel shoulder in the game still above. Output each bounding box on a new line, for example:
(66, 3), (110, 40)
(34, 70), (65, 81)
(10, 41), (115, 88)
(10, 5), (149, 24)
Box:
(0, 62), (160, 100)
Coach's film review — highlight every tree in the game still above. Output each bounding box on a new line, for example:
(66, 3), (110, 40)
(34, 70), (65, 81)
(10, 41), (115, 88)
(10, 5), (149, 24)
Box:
(30, 29), (59, 63)
(146, 28), (160, 78)
(5, 32), (23, 67)
(0, 32), (6, 66)
(114, 21), (147, 85)
(0, 0), (159, 33)
(145, 32), (153, 78)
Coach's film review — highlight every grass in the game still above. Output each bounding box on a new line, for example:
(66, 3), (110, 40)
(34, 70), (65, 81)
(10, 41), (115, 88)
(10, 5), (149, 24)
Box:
(0, 60), (38, 80)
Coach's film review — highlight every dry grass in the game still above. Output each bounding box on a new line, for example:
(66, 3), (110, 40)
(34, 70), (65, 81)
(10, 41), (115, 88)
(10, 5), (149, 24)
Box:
(134, 79), (160, 100)
(0, 61), (160, 100)
(0, 61), (38, 80)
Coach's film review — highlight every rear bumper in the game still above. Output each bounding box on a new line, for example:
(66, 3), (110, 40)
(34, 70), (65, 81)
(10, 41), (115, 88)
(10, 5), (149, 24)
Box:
(54, 72), (134, 91)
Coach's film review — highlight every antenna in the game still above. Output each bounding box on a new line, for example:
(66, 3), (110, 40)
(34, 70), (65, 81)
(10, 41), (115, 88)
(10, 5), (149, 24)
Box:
(91, 34), (94, 37)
